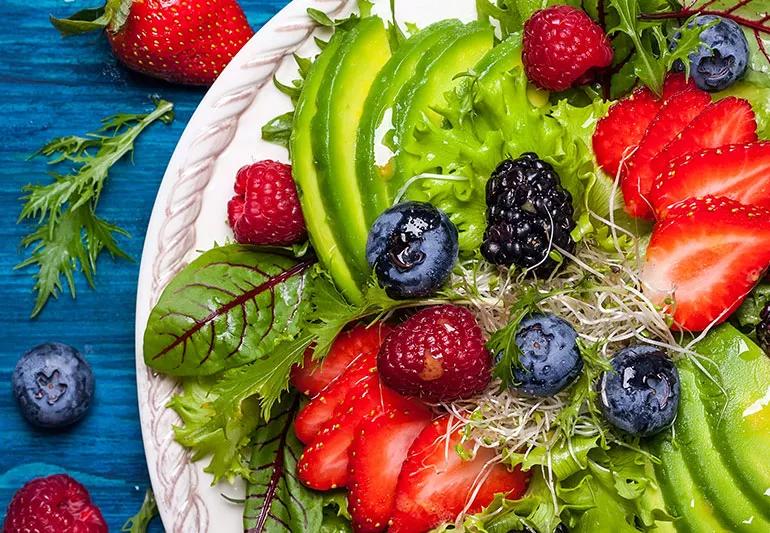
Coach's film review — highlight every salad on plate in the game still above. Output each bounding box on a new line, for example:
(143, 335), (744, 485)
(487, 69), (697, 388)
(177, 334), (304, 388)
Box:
(142, 1), (770, 531)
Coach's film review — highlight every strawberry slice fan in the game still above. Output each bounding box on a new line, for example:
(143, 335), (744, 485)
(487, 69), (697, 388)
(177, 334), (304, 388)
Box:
(593, 70), (770, 332)
(291, 323), (529, 533)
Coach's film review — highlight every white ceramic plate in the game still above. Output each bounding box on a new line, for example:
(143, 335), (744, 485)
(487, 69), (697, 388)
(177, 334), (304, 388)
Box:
(134, 1), (478, 531)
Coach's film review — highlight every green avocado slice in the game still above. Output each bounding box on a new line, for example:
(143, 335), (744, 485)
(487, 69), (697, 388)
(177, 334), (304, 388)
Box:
(290, 34), (362, 303)
(666, 360), (770, 531)
(312, 17), (392, 286)
(390, 22), (494, 191)
(356, 19), (464, 227)
(692, 325), (770, 518)
(649, 435), (727, 533)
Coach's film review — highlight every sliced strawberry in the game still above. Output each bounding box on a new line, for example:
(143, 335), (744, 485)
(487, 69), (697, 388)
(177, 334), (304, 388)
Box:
(662, 72), (697, 99)
(650, 97), (757, 180)
(641, 196), (770, 332)
(348, 408), (432, 533)
(389, 416), (530, 533)
(622, 88), (712, 219)
(593, 86), (660, 177)
(651, 142), (770, 218)
(294, 351), (377, 444)
(591, 74), (695, 178)
(291, 323), (392, 397)
(297, 376), (418, 491)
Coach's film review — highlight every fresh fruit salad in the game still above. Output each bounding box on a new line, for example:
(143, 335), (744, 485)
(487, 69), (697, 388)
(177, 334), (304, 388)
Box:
(143, 1), (770, 532)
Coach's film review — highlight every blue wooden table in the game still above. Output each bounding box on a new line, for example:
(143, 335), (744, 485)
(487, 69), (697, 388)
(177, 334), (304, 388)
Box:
(0, 1), (287, 529)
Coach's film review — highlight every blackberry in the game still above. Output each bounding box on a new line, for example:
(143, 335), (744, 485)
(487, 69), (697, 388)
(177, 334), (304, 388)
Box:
(756, 302), (770, 355)
(481, 154), (576, 274)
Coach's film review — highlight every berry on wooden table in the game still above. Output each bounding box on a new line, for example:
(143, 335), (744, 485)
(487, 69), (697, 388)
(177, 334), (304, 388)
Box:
(12, 343), (95, 429)
(227, 161), (307, 246)
(52, 0), (254, 86)
(522, 5), (613, 91)
(377, 305), (492, 402)
(3, 474), (107, 533)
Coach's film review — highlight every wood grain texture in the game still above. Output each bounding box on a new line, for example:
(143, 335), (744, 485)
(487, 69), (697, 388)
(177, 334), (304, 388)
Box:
(0, 1), (287, 530)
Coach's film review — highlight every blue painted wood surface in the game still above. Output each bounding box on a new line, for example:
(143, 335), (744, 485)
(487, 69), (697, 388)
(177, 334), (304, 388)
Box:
(0, 1), (288, 529)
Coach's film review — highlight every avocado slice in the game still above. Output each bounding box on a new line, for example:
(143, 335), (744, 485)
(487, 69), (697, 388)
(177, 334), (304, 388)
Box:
(312, 17), (392, 285)
(666, 361), (770, 531)
(291, 33), (363, 303)
(648, 436), (727, 533)
(692, 325), (770, 518)
(391, 22), (494, 190)
(356, 19), (463, 226)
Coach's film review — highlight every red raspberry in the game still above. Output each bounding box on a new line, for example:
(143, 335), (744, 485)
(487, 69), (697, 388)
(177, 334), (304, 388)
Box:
(377, 305), (492, 402)
(227, 160), (307, 246)
(522, 6), (613, 92)
(3, 474), (107, 533)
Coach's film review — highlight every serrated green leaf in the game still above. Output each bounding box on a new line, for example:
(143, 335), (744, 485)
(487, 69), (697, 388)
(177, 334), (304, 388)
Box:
(307, 7), (336, 27)
(121, 489), (158, 533)
(17, 98), (173, 316)
(143, 246), (314, 376)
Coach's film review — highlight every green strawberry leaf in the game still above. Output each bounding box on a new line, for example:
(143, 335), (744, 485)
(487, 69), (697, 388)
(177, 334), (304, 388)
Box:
(50, 0), (132, 36)
(143, 245), (314, 376)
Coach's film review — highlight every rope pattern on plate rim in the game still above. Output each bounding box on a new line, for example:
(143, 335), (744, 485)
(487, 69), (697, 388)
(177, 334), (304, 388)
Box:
(138, 1), (355, 530)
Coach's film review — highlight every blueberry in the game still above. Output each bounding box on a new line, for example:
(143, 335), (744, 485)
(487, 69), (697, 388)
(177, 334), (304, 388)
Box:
(599, 345), (680, 437)
(366, 201), (459, 299)
(672, 15), (749, 92)
(508, 313), (584, 397)
(12, 343), (95, 429)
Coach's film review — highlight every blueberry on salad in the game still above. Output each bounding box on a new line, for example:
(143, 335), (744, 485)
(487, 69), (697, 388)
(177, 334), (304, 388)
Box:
(482, 154), (576, 275)
(507, 313), (584, 397)
(672, 15), (749, 92)
(366, 201), (459, 299)
(599, 345), (680, 437)
(12, 343), (95, 429)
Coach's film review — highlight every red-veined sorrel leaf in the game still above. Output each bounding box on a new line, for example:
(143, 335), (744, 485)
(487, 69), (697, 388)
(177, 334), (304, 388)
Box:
(143, 245), (314, 376)
(243, 394), (325, 533)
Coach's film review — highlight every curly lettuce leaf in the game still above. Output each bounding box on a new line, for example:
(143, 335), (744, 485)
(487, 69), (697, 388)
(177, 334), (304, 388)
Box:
(401, 66), (613, 252)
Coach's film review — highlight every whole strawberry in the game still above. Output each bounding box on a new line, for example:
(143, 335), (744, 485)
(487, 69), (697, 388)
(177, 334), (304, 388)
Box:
(522, 6), (613, 92)
(3, 474), (107, 533)
(377, 305), (492, 402)
(227, 161), (307, 246)
(51, 0), (254, 85)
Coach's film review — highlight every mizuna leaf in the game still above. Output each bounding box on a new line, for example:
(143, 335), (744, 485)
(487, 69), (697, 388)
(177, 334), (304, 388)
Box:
(143, 245), (314, 376)
(243, 394), (325, 533)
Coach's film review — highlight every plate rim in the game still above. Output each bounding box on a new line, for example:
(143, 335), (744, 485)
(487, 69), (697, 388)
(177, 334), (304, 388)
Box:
(133, 1), (355, 530)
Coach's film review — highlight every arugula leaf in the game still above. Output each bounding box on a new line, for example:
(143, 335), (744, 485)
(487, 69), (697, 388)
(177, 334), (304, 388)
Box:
(143, 246), (314, 376)
(17, 97), (173, 317)
(121, 489), (159, 533)
(243, 394), (326, 532)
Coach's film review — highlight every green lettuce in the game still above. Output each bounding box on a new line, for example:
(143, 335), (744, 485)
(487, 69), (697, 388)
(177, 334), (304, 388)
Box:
(399, 66), (615, 252)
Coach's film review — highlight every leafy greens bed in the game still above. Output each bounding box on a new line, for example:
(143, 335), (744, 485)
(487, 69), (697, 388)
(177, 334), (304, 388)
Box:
(142, 1), (770, 532)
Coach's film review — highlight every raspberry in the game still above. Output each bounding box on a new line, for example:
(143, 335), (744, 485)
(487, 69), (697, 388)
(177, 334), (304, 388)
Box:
(226, 160), (306, 246)
(377, 305), (492, 402)
(522, 6), (613, 92)
(3, 474), (107, 533)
